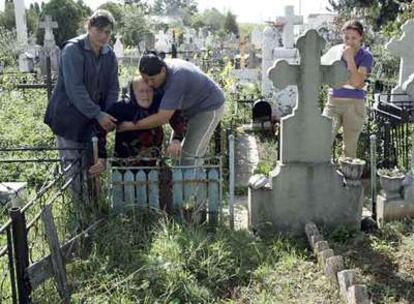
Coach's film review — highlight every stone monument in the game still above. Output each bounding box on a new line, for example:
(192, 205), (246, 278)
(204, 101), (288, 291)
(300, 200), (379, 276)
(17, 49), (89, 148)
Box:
(249, 30), (364, 235)
(385, 19), (414, 103)
(114, 33), (124, 59)
(38, 15), (60, 78)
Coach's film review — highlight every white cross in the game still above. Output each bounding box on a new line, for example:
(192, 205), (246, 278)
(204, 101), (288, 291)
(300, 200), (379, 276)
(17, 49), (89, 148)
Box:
(39, 15), (58, 43)
(386, 20), (414, 91)
(275, 6), (303, 49)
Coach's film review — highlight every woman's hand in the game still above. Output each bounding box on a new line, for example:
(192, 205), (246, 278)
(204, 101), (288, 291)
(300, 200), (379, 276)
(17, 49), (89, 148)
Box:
(117, 121), (136, 133)
(88, 158), (106, 177)
(166, 139), (182, 157)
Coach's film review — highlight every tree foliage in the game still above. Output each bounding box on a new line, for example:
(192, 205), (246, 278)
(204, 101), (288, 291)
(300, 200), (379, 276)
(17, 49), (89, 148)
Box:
(118, 4), (151, 48)
(328, 0), (412, 31)
(36, 0), (91, 47)
(223, 11), (239, 35)
(0, 0), (39, 36)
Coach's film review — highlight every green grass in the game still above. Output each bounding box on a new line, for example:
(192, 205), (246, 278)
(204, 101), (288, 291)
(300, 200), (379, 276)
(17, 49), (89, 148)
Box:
(31, 209), (340, 303)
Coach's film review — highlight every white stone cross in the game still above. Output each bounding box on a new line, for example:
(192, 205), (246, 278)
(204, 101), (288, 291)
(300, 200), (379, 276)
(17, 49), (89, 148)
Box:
(114, 33), (124, 58)
(39, 15), (59, 43)
(268, 30), (348, 162)
(275, 5), (303, 49)
(386, 19), (414, 102)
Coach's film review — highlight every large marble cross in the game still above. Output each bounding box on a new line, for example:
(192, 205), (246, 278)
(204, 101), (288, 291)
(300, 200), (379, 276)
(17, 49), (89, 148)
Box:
(386, 20), (414, 101)
(275, 5), (303, 49)
(268, 30), (348, 163)
(39, 15), (58, 43)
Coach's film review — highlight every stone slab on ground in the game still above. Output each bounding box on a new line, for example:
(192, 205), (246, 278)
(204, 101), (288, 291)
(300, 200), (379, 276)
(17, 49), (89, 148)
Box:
(235, 133), (259, 187)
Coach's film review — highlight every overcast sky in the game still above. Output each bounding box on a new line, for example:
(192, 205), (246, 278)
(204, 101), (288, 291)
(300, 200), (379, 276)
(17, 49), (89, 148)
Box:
(1, 0), (333, 23)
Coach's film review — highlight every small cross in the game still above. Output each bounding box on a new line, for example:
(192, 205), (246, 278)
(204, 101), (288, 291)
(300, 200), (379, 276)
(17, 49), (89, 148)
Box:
(275, 6), (303, 48)
(39, 15), (58, 42)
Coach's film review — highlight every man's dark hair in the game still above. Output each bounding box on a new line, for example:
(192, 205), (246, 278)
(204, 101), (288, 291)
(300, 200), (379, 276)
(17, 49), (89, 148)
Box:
(139, 52), (166, 76)
(342, 20), (364, 36)
(87, 9), (115, 30)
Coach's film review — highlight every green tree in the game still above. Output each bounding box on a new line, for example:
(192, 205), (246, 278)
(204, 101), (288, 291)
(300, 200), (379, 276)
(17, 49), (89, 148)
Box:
(0, 0), (38, 35)
(328, 0), (412, 31)
(36, 0), (91, 47)
(200, 8), (225, 32)
(98, 1), (123, 26)
(223, 11), (239, 35)
(118, 4), (151, 48)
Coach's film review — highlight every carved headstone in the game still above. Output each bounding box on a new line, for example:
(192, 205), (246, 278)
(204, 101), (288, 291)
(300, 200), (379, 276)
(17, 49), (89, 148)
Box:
(385, 19), (414, 103)
(249, 30), (364, 235)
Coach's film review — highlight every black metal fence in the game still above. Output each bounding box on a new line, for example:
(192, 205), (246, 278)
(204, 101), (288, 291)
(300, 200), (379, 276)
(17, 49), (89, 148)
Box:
(0, 147), (93, 303)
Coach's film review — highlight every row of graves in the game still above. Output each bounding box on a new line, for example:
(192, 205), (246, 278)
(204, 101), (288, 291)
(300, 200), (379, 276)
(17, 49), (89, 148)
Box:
(2, 2), (414, 301)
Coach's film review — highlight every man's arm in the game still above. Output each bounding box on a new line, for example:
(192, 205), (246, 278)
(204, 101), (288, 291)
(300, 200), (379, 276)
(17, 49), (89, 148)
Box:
(118, 110), (175, 132)
(103, 54), (120, 111)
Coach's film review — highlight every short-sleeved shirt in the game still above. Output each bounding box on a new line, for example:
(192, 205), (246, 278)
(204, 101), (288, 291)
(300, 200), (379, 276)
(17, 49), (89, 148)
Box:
(329, 45), (373, 100)
(158, 59), (225, 119)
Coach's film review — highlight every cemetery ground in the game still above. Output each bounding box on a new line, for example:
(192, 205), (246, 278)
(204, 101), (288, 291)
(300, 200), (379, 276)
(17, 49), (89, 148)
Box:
(0, 71), (413, 304)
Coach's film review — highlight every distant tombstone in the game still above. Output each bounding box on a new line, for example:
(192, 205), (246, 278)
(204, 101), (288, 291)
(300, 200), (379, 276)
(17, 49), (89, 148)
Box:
(251, 28), (263, 49)
(230, 69), (260, 84)
(144, 32), (155, 50)
(14, 0), (30, 72)
(114, 33), (124, 58)
(249, 30), (363, 235)
(39, 15), (60, 77)
(246, 49), (261, 69)
(275, 5), (303, 49)
(262, 25), (279, 96)
(385, 19), (414, 103)
(155, 30), (171, 53)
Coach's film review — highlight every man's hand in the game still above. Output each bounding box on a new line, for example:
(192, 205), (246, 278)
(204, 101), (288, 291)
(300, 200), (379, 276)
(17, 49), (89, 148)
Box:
(89, 158), (106, 177)
(117, 121), (136, 133)
(98, 113), (117, 132)
(167, 139), (182, 157)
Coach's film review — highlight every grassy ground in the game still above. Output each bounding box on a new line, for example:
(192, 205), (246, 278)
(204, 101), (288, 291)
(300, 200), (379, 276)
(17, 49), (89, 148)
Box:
(32, 210), (341, 303)
(325, 219), (414, 304)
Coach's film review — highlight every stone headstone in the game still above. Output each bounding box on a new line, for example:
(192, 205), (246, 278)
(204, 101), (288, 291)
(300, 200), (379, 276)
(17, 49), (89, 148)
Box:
(39, 15), (58, 50)
(231, 69), (260, 84)
(114, 33), (124, 58)
(0, 182), (27, 208)
(249, 30), (364, 235)
(155, 30), (171, 53)
(261, 25), (280, 96)
(385, 19), (414, 103)
(275, 5), (303, 49)
(144, 32), (155, 50)
(251, 28), (263, 49)
(39, 15), (60, 78)
(14, 0), (30, 72)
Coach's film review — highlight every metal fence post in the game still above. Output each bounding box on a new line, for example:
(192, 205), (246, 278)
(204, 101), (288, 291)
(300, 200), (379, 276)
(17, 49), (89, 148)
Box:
(370, 135), (377, 221)
(9, 207), (32, 304)
(228, 133), (235, 230)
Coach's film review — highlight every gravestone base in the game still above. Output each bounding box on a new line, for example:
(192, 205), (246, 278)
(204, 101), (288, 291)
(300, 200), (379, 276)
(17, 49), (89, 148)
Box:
(0, 182), (27, 207)
(248, 162), (363, 235)
(376, 194), (414, 226)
